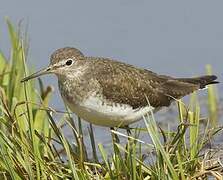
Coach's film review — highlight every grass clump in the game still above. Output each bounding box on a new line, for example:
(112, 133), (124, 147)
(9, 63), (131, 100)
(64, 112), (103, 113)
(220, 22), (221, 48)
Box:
(0, 20), (222, 179)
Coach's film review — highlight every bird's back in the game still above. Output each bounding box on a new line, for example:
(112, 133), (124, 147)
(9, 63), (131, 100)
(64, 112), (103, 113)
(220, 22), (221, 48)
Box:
(85, 57), (218, 109)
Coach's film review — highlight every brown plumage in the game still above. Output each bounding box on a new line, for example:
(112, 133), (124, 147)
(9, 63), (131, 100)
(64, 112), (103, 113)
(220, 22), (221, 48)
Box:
(49, 47), (218, 109)
(22, 47), (219, 127)
(85, 58), (218, 109)
(50, 47), (84, 64)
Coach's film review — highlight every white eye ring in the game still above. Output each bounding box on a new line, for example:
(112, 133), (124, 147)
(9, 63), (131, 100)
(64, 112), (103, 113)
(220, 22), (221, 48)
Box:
(65, 59), (73, 66)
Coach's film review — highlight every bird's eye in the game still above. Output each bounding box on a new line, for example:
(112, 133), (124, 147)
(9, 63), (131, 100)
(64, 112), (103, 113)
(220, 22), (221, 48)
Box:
(65, 59), (73, 66)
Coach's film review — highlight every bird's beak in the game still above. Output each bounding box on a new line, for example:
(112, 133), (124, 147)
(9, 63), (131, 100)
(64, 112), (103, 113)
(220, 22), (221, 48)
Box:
(21, 66), (52, 83)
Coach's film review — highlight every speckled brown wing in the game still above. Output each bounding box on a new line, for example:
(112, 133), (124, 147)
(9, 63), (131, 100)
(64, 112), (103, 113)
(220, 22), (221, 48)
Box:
(89, 58), (194, 109)
(88, 58), (218, 109)
(87, 57), (219, 109)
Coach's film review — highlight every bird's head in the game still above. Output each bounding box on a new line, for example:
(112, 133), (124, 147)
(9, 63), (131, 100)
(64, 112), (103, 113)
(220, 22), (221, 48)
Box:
(21, 47), (84, 82)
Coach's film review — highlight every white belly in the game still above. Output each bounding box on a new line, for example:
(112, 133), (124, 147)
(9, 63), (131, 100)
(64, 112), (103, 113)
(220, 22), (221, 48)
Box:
(63, 95), (154, 127)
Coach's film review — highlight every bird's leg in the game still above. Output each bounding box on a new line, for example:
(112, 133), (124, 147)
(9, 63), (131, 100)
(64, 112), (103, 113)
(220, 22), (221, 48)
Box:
(77, 116), (87, 166)
(121, 125), (135, 163)
(120, 125), (132, 136)
(126, 126), (132, 136)
(110, 127), (120, 144)
(110, 127), (121, 164)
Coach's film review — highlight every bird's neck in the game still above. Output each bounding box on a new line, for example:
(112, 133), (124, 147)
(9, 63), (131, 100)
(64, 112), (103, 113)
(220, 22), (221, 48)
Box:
(57, 62), (93, 104)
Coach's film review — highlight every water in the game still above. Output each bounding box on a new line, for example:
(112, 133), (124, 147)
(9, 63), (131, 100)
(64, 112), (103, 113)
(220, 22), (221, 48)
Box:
(0, 0), (223, 152)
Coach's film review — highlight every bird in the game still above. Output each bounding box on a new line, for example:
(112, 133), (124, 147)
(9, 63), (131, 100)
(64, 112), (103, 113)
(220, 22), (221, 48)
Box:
(21, 47), (219, 127)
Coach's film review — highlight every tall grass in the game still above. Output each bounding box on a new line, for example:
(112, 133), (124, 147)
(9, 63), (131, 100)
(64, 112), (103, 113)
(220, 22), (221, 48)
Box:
(0, 20), (222, 179)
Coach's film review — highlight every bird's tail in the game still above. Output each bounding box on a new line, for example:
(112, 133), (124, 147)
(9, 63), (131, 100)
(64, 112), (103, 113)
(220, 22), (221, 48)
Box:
(176, 75), (219, 89)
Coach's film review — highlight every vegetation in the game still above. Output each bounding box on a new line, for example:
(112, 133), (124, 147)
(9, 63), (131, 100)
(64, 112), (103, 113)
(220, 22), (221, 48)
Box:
(0, 20), (222, 179)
